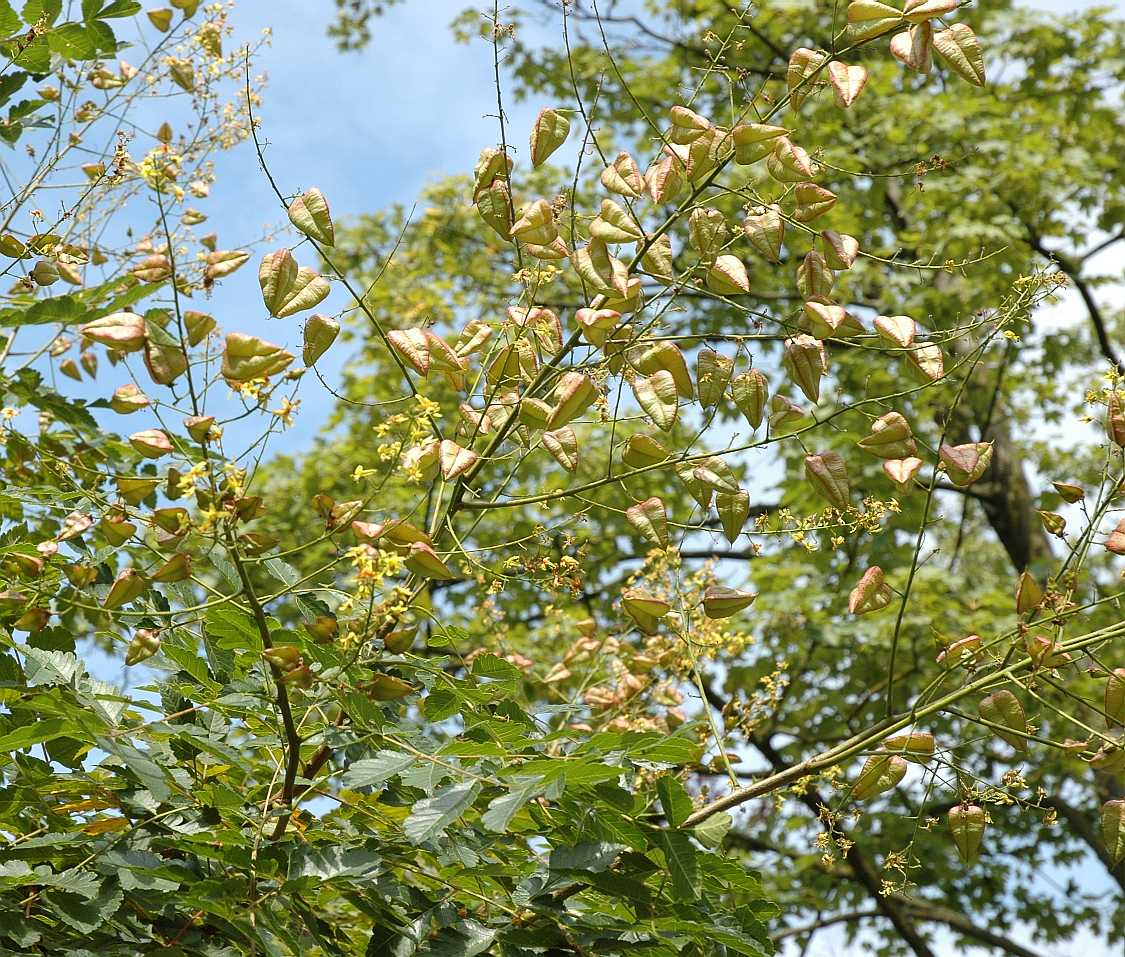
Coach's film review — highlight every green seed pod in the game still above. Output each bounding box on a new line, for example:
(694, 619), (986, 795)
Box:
(1101, 799), (1125, 865)
(288, 188), (335, 246)
(804, 452), (850, 509)
(702, 586), (757, 620)
(263, 645), (301, 671)
(979, 690), (1028, 752)
(125, 629), (161, 666)
(949, 804), (987, 863)
(365, 673), (415, 701)
(852, 753), (907, 800)
(1106, 668), (1125, 727)
(626, 497), (669, 548)
(303, 314), (339, 366)
(883, 731), (935, 764)
(529, 108), (570, 167)
(104, 568), (147, 609)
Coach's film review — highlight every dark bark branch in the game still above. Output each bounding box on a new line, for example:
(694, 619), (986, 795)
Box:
(772, 909), (882, 942)
(1026, 233), (1122, 372)
(230, 550), (302, 841)
(749, 735), (939, 957)
(1078, 229), (1124, 266)
(1041, 795), (1125, 895)
(896, 899), (1046, 957)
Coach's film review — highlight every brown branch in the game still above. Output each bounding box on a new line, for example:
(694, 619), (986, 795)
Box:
(771, 909), (881, 942)
(229, 550), (302, 841)
(896, 900), (1046, 957)
(1041, 796), (1125, 895)
(750, 735), (939, 957)
(1022, 225), (1121, 372)
(1078, 229), (1125, 266)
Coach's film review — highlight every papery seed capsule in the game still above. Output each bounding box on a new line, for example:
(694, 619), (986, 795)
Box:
(306, 616), (339, 643)
(263, 645), (301, 671)
(384, 625), (418, 654)
(978, 690), (1027, 752)
(1105, 668), (1125, 727)
(129, 429), (174, 458)
(949, 804), (986, 863)
(365, 673), (415, 701)
(303, 314), (339, 366)
(125, 628), (161, 666)
(151, 553), (191, 583)
(1014, 570), (1043, 615)
(1101, 799), (1125, 866)
(852, 754), (907, 800)
(882, 731), (934, 764)
(1108, 392), (1125, 447)
(81, 312), (146, 352)
(702, 586), (757, 619)
(104, 568), (146, 609)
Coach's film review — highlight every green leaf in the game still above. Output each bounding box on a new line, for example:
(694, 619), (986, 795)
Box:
(657, 830), (699, 899)
(205, 605), (262, 652)
(403, 781), (480, 844)
(48, 22), (97, 59)
(399, 761), (450, 795)
(693, 812), (732, 850)
(418, 921), (496, 957)
(7, 368), (97, 431)
(83, 17), (115, 52)
(43, 868), (101, 899)
(592, 809), (648, 851)
(657, 776), (693, 827)
(22, 0), (62, 26)
(341, 751), (415, 789)
(264, 557), (301, 587)
(0, 2), (19, 36)
(0, 293), (83, 326)
(0, 716), (70, 751)
(160, 633), (217, 689)
(44, 880), (122, 934)
(83, 0), (140, 17)
(0, 71), (28, 109)
(21, 647), (81, 687)
(12, 34), (48, 71)
(99, 738), (172, 801)
(286, 846), (382, 886)
(481, 777), (542, 832)
(0, 861), (34, 885)
(470, 653), (522, 693)
(548, 841), (622, 874)
(99, 849), (183, 892)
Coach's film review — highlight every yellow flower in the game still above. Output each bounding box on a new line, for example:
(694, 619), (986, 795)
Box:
(272, 397), (299, 428)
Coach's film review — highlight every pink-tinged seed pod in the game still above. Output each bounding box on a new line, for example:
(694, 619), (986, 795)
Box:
(129, 429), (173, 458)
(81, 312), (146, 352)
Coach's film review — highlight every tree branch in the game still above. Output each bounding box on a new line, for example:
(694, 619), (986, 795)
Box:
(772, 909), (882, 942)
(229, 549), (302, 841)
(896, 899), (1047, 957)
(1024, 228), (1121, 372)
(1041, 795), (1125, 895)
(750, 734), (939, 957)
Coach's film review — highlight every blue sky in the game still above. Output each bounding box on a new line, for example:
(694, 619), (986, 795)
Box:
(195, 0), (552, 449)
(179, 0), (1122, 453)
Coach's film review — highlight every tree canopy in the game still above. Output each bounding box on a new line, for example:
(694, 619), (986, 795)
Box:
(0, 1), (1123, 956)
